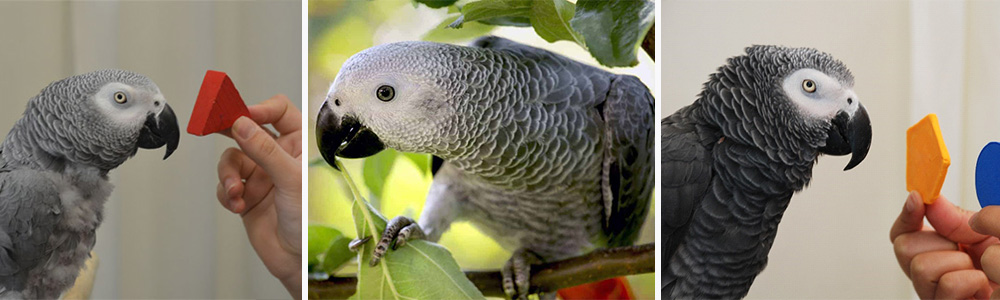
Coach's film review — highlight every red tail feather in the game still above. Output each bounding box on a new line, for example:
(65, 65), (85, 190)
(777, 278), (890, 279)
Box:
(557, 277), (634, 300)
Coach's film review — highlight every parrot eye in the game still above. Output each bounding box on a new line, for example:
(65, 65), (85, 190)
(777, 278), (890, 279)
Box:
(113, 91), (128, 104)
(376, 85), (395, 102)
(802, 79), (817, 93)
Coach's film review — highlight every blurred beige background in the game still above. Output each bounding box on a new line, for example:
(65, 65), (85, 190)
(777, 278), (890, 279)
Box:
(663, 0), (1000, 298)
(0, 1), (300, 299)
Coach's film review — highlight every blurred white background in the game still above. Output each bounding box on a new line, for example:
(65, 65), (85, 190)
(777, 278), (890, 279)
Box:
(663, 0), (1000, 298)
(0, 1), (300, 299)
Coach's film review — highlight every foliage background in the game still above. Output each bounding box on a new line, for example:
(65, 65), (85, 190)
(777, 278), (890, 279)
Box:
(308, 1), (655, 298)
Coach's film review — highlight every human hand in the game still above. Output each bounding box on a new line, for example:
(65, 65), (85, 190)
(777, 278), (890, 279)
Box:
(216, 94), (302, 298)
(971, 206), (1000, 298)
(891, 191), (997, 299)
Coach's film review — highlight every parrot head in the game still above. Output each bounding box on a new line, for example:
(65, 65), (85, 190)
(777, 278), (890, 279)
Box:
(706, 45), (871, 171)
(316, 41), (468, 169)
(11, 69), (179, 171)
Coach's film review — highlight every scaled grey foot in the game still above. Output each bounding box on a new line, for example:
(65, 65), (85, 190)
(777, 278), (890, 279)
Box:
(368, 216), (425, 266)
(502, 248), (544, 300)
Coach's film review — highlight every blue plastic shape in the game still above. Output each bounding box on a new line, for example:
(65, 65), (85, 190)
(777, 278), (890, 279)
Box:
(976, 142), (1000, 207)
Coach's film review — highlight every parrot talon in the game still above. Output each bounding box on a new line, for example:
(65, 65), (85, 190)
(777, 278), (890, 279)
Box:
(502, 249), (542, 300)
(502, 276), (516, 300)
(369, 216), (425, 266)
(348, 236), (371, 252)
(393, 223), (425, 250)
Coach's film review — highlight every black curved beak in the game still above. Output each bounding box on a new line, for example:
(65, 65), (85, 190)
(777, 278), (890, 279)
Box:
(137, 103), (180, 160)
(316, 100), (385, 170)
(819, 104), (872, 171)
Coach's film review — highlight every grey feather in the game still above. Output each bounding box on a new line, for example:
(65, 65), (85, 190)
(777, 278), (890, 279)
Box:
(343, 36), (654, 261)
(661, 45), (860, 298)
(0, 69), (167, 298)
(600, 74), (654, 247)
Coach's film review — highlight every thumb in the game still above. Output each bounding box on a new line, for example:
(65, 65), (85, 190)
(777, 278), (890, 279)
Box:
(231, 116), (298, 187)
(926, 196), (990, 244)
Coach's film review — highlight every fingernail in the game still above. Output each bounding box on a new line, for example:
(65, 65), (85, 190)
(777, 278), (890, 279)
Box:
(235, 117), (255, 140)
(229, 199), (240, 212)
(906, 191), (917, 212)
(970, 212), (979, 229)
(224, 178), (237, 194)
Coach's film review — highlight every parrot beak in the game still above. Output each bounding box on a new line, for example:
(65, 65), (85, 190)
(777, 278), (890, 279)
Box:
(137, 103), (180, 160)
(819, 103), (872, 171)
(316, 100), (385, 170)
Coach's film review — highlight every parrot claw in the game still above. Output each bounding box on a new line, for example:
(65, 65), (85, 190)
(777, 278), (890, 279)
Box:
(502, 249), (542, 300)
(369, 216), (425, 267)
(349, 236), (371, 252)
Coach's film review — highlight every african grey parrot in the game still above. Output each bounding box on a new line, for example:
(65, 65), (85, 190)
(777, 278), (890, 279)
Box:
(661, 45), (872, 298)
(316, 36), (654, 299)
(0, 69), (179, 299)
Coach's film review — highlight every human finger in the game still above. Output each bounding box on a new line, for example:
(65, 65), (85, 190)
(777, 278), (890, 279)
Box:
(894, 230), (960, 278)
(892, 191), (928, 242)
(910, 251), (976, 299)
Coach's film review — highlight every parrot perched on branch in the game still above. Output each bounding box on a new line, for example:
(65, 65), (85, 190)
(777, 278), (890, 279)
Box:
(317, 36), (654, 299)
(660, 45), (872, 298)
(0, 69), (179, 299)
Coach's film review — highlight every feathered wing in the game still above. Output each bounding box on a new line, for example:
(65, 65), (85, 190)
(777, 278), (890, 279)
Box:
(600, 75), (654, 247)
(469, 35), (612, 108)
(659, 106), (716, 292)
(469, 36), (655, 247)
(0, 169), (60, 293)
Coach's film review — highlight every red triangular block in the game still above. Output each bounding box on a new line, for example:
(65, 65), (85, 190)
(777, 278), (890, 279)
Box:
(187, 70), (250, 136)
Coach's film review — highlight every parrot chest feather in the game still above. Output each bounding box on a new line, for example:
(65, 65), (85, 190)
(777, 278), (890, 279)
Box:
(436, 62), (626, 260)
(666, 127), (803, 298)
(22, 166), (110, 299)
(668, 180), (792, 299)
(448, 166), (606, 260)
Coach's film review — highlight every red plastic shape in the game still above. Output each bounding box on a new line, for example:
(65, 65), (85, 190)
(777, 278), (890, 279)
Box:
(187, 70), (250, 136)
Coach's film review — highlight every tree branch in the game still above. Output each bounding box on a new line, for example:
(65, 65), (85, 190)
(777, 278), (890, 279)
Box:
(308, 243), (654, 299)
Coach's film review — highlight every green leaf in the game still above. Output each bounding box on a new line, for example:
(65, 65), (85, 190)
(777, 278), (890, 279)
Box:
(401, 152), (432, 176)
(336, 160), (485, 300)
(362, 149), (398, 200)
(415, 0), (459, 9)
(449, 0), (532, 28)
(423, 14), (497, 43)
(355, 235), (485, 299)
(307, 224), (339, 268)
(570, 0), (654, 67)
(309, 156), (331, 168)
(308, 224), (353, 273)
(530, 0), (585, 45)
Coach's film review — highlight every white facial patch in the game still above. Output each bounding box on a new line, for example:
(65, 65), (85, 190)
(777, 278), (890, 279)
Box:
(328, 70), (423, 121)
(781, 68), (859, 120)
(91, 82), (160, 127)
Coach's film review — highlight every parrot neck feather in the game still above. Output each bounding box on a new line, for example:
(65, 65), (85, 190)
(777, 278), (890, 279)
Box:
(689, 99), (816, 193)
(3, 94), (134, 173)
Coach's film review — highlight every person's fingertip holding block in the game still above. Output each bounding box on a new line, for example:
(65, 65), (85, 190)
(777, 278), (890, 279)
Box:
(893, 114), (1000, 299)
(190, 70), (303, 299)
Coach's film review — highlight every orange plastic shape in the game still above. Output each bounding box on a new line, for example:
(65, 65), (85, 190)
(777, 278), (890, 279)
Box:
(906, 114), (951, 204)
(187, 70), (250, 136)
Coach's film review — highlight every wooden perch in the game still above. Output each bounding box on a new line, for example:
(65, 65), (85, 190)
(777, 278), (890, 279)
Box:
(308, 243), (654, 299)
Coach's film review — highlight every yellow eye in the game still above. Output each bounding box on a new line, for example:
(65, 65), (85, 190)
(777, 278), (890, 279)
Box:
(802, 79), (817, 93)
(114, 91), (127, 104)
